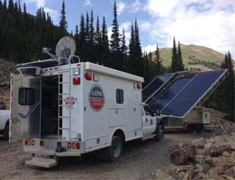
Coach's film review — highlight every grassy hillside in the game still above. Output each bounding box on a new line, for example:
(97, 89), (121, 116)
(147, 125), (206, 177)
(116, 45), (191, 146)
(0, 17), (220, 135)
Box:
(158, 44), (225, 70)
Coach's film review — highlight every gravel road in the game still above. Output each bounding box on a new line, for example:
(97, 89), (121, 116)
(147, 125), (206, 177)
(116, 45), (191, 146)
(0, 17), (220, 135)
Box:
(0, 132), (213, 180)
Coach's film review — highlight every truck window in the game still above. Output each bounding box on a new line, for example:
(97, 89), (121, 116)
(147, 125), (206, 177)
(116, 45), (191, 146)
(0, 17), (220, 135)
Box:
(143, 106), (152, 115)
(18, 88), (35, 105)
(116, 89), (124, 104)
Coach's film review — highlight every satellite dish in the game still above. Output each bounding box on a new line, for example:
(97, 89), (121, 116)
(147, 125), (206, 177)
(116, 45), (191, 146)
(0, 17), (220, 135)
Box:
(56, 36), (76, 59)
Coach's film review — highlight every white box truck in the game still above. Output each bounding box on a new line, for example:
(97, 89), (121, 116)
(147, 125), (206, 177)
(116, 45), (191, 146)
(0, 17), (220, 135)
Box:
(10, 37), (164, 168)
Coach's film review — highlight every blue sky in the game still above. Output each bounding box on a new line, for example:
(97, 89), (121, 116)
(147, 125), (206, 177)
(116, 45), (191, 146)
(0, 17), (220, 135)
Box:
(9, 0), (235, 56)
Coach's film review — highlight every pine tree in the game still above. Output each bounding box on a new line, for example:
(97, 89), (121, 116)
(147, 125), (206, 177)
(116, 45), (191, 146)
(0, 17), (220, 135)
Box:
(89, 10), (95, 63)
(94, 16), (102, 64)
(84, 12), (90, 62)
(110, 1), (122, 70)
(127, 23), (135, 74)
(134, 19), (144, 77)
(224, 52), (235, 121)
(121, 28), (127, 71)
(177, 41), (184, 71)
(171, 37), (178, 72)
(74, 25), (79, 56)
(79, 14), (86, 61)
(153, 44), (163, 76)
(59, 0), (67, 36)
(101, 16), (110, 67)
(23, 2), (26, 15)
(8, 0), (14, 13)
(143, 52), (150, 86)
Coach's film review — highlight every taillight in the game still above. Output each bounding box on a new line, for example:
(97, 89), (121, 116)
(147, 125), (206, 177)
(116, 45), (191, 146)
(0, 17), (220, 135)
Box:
(84, 73), (92, 80)
(31, 140), (35, 146)
(73, 77), (80, 85)
(67, 142), (71, 149)
(72, 143), (76, 149)
(137, 84), (141, 89)
(76, 143), (80, 149)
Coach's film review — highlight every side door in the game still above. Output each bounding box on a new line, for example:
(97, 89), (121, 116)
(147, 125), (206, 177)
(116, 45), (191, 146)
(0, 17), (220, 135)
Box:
(11, 68), (41, 142)
(132, 90), (142, 130)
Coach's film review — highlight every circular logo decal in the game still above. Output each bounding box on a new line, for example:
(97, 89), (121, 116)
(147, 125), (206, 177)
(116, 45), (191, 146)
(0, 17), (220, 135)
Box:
(89, 85), (105, 111)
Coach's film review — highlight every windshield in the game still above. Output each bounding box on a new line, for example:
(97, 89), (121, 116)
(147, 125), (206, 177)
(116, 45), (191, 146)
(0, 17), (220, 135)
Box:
(143, 105), (153, 115)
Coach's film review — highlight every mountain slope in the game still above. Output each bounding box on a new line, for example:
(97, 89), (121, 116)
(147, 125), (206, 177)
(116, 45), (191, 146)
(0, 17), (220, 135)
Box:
(158, 44), (225, 70)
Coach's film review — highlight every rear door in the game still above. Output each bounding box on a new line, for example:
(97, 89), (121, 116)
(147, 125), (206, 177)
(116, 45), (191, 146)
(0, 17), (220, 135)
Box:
(11, 69), (41, 142)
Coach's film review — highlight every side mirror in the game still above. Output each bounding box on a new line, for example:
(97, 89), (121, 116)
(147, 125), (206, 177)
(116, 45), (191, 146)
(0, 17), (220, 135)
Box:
(151, 113), (157, 116)
(156, 110), (161, 116)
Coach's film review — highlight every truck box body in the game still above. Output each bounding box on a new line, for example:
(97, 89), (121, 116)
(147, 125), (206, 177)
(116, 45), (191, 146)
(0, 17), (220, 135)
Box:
(10, 61), (160, 158)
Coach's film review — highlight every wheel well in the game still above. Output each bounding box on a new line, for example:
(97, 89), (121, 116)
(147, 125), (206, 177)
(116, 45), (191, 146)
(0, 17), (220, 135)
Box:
(158, 119), (164, 127)
(113, 129), (125, 143)
(5, 120), (9, 129)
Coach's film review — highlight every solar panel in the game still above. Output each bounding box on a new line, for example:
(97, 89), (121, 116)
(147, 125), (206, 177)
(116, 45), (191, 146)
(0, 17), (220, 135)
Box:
(142, 74), (174, 102)
(149, 75), (196, 112)
(161, 70), (226, 117)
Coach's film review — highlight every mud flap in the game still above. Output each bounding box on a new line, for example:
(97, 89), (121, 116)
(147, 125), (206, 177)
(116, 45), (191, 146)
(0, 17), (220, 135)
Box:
(25, 157), (58, 168)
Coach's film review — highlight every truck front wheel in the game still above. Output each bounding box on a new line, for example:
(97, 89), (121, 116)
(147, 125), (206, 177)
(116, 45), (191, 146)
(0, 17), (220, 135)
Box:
(154, 124), (164, 141)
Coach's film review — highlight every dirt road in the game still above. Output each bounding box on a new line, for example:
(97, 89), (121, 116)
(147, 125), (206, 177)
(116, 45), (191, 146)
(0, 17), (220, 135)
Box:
(0, 133), (213, 180)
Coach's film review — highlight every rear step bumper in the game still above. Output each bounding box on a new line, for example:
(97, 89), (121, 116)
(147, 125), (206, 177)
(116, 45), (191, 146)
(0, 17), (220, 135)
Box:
(25, 157), (57, 168)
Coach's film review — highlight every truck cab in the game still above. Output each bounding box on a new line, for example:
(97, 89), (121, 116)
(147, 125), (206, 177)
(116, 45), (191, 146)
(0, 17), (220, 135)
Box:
(0, 110), (10, 140)
(142, 104), (164, 141)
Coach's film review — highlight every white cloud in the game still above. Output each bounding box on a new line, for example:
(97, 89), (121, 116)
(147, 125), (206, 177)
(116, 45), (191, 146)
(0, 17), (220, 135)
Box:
(130, 0), (142, 13)
(142, 44), (156, 53)
(83, 0), (93, 7)
(139, 20), (151, 31)
(141, 0), (235, 56)
(120, 22), (131, 32)
(116, 1), (126, 16)
(25, 0), (58, 23)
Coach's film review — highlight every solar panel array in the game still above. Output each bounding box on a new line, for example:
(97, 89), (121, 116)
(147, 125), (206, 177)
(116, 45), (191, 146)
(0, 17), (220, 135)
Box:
(148, 70), (226, 118)
(142, 74), (174, 102)
(149, 75), (196, 112)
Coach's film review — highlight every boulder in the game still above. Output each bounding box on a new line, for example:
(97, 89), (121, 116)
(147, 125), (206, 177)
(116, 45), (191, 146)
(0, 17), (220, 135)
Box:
(224, 167), (235, 178)
(192, 138), (206, 148)
(223, 151), (230, 157)
(171, 144), (195, 165)
(153, 169), (175, 180)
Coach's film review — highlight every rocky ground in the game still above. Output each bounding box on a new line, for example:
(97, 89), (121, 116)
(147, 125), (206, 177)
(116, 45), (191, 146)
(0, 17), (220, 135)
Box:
(0, 133), (214, 180)
(165, 133), (235, 180)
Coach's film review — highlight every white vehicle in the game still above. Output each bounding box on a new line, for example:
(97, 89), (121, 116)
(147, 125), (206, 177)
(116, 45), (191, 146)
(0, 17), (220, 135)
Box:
(10, 37), (164, 168)
(0, 110), (10, 140)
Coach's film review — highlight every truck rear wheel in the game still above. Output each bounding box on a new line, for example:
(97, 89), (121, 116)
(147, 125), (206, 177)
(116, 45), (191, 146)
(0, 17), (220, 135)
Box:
(99, 136), (123, 162)
(3, 123), (9, 140)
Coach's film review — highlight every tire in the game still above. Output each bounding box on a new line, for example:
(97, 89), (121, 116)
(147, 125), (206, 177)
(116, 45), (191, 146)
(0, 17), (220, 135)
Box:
(3, 123), (9, 141)
(99, 136), (123, 162)
(186, 124), (194, 133)
(195, 124), (204, 133)
(154, 124), (164, 141)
